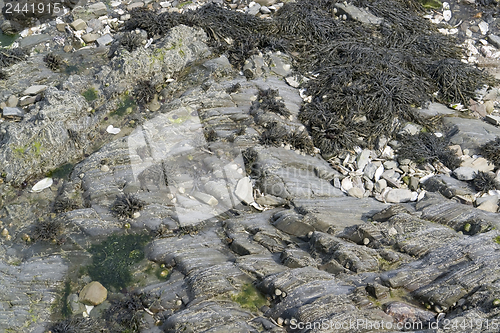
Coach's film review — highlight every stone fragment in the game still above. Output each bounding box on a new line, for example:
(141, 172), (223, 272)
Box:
(2, 106), (24, 118)
(97, 34), (113, 47)
(409, 177), (419, 191)
(374, 179), (387, 193)
(477, 200), (498, 213)
(485, 114), (500, 126)
(127, 1), (144, 10)
(88, 2), (107, 16)
(192, 191), (218, 206)
(453, 167), (477, 181)
(23, 85), (47, 95)
(235, 177), (254, 204)
(356, 149), (371, 171)
(385, 189), (413, 203)
(18, 96), (36, 106)
(6, 95), (18, 107)
(334, 3), (383, 25)
(247, 3), (261, 15)
(82, 33), (100, 43)
(255, 0), (276, 5)
(348, 187), (364, 198)
(461, 157), (494, 172)
(70, 19), (87, 31)
(79, 281), (107, 306)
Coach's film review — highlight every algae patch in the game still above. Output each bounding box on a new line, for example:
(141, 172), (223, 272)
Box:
(231, 283), (268, 312)
(87, 233), (151, 290)
(82, 87), (98, 102)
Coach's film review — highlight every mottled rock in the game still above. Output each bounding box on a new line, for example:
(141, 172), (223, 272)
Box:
(79, 281), (107, 306)
(453, 166), (477, 180)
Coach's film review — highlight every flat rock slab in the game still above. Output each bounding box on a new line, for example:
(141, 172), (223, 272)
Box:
(70, 19), (87, 31)
(96, 34), (113, 47)
(293, 197), (389, 232)
(2, 106), (24, 118)
(444, 116), (500, 153)
(335, 3), (383, 25)
(412, 102), (457, 119)
(23, 85), (47, 95)
(88, 2), (108, 16)
(18, 34), (51, 47)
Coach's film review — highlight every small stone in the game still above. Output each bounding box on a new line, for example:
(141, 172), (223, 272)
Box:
(479, 21), (489, 35)
(449, 145), (462, 156)
(363, 238), (370, 245)
(385, 189), (413, 203)
(6, 95), (18, 107)
(1, 228), (8, 237)
(192, 191), (218, 206)
(453, 167), (477, 180)
(97, 34), (113, 47)
(388, 227), (398, 236)
(260, 6), (271, 14)
(364, 179), (374, 191)
(127, 2), (144, 10)
(23, 85), (47, 95)
(255, 0), (276, 5)
(285, 76), (300, 88)
(356, 149), (371, 171)
(235, 177), (254, 204)
(178, 187), (185, 194)
(88, 2), (108, 16)
(488, 34), (500, 49)
(461, 157), (494, 172)
(247, 3), (261, 15)
(348, 187), (365, 198)
(277, 317), (284, 325)
(374, 164), (384, 181)
(485, 114), (500, 126)
(70, 19), (87, 31)
(341, 177), (353, 191)
(409, 177), (419, 191)
(374, 179), (387, 193)
(64, 45), (73, 53)
(82, 33), (100, 43)
(132, 211), (140, 218)
(100, 165), (110, 172)
(56, 23), (66, 32)
(2, 107), (24, 118)
(19, 96), (37, 106)
(383, 160), (398, 170)
(79, 281), (107, 306)
(275, 288), (282, 296)
(364, 163), (377, 180)
(477, 200), (498, 213)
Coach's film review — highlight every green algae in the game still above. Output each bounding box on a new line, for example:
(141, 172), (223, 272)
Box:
(82, 87), (98, 102)
(231, 283), (268, 313)
(87, 233), (151, 290)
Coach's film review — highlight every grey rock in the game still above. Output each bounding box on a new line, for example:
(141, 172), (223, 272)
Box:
(281, 248), (317, 268)
(255, 0), (276, 5)
(356, 149), (371, 171)
(18, 95), (37, 106)
(6, 95), (18, 107)
(334, 3), (384, 25)
(488, 34), (500, 49)
(453, 166), (478, 180)
(18, 34), (51, 47)
(2, 106), (24, 118)
(423, 175), (476, 199)
(413, 102), (456, 119)
(383, 160), (398, 170)
(23, 85), (47, 95)
(247, 3), (261, 15)
(260, 6), (271, 14)
(127, 1), (144, 11)
(96, 34), (113, 47)
(385, 189), (413, 203)
(375, 179), (387, 193)
(477, 200), (498, 213)
(485, 114), (500, 126)
(364, 162), (377, 180)
(348, 187), (364, 198)
(409, 176), (419, 191)
(444, 116), (500, 154)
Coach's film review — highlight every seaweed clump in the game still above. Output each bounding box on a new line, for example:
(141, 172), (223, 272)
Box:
(0, 69), (8, 80)
(480, 137), (500, 168)
(120, 31), (143, 52)
(397, 132), (461, 170)
(0, 47), (28, 67)
(87, 233), (151, 290)
(473, 171), (499, 192)
(105, 294), (145, 332)
(43, 52), (64, 70)
(32, 218), (65, 243)
(111, 193), (146, 219)
(122, 1), (497, 155)
(133, 80), (156, 105)
(250, 89), (291, 118)
(48, 317), (104, 333)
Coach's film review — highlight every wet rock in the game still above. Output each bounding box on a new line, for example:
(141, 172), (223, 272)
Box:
(82, 33), (100, 43)
(79, 281), (107, 306)
(384, 302), (435, 324)
(6, 95), (18, 107)
(477, 200), (498, 213)
(18, 34), (51, 47)
(444, 116), (500, 154)
(366, 283), (390, 299)
(281, 248), (317, 268)
(88, 2), (108, 16)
